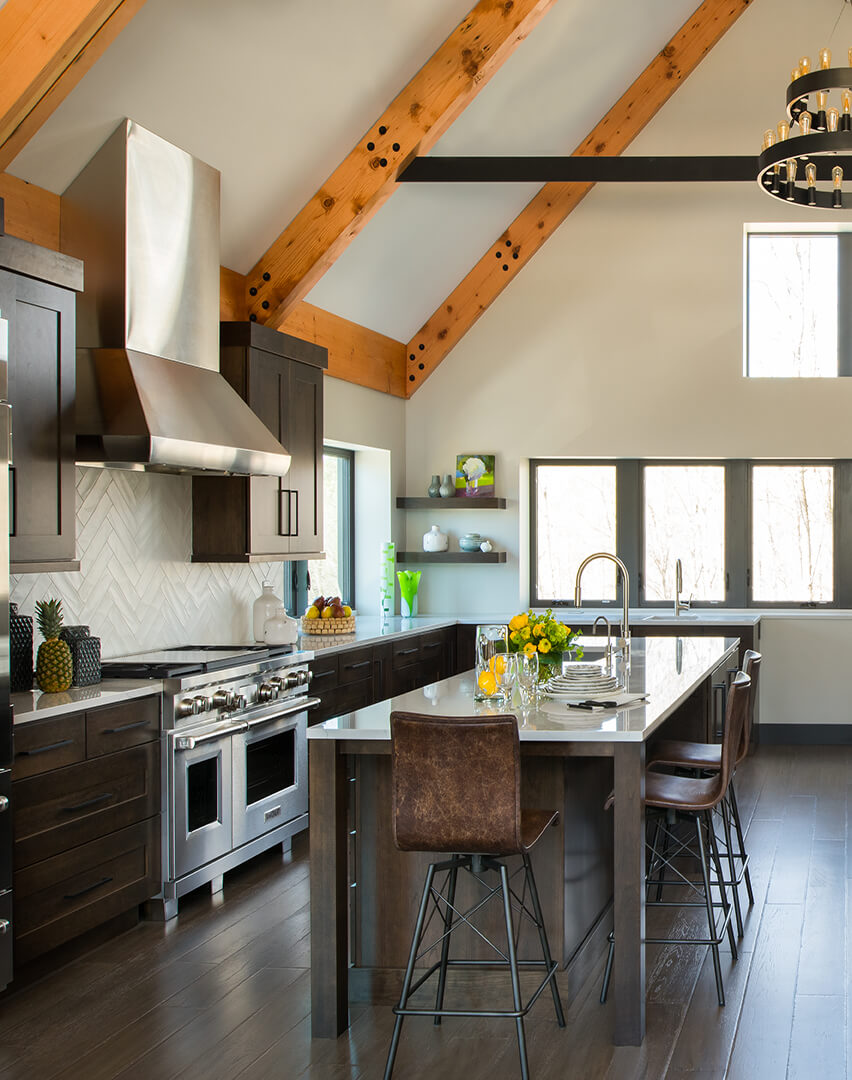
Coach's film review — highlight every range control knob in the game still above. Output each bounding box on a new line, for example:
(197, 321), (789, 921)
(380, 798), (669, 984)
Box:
(284, 671), (301, 689)
(258, 682), (278, 703)
(193, 695), (210, 713)
(211, 689), (232, 710)
(176, 697), (199, 719)
(268, 676), (285, 691)
(233, 694), (247, 711)
(297, 669), (311, 686)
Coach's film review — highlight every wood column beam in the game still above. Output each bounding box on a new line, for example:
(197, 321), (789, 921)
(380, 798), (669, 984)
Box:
(405, 0), (753, 393)
(0, 0), (147, 174)
(247, 0), (558, 330)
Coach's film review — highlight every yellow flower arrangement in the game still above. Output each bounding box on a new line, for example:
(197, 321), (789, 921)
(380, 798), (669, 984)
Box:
(507, 608), (582, 677)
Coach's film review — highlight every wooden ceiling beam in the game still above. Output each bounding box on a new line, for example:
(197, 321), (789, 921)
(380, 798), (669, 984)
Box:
(0, 0), (148, 174)
(405, 0), (753, 393)
(247, 0), (558, 330)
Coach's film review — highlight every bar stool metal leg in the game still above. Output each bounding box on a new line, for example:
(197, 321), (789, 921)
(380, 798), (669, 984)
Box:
(500, 863), (530, 1080)
(695, 813), (725, 1007)
(719, 799), (743, 938)
(384, 863), (437, 1080)
(728, 781), (755, 905)
(522, 852), (566, 1027)
(433, 862), (459, 1026)
(706, 813), (737, 960)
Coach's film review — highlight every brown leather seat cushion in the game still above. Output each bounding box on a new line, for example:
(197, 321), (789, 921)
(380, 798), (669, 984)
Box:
(603, 768), (724, 814)
(649, 738), (721, 772)
(521, 808), (559, 851)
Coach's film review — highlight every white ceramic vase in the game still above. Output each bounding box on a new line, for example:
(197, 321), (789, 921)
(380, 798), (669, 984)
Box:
(423, 525), (449, 552)
(253, 581), (282, 642)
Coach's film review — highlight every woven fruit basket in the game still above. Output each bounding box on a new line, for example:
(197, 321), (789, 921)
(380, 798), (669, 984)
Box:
(300, 615), (356, 636)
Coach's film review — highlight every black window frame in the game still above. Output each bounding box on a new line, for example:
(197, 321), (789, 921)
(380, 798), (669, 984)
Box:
(745, 229), (852, 378)
(530, 458), (852, 610)
(293, 447), (356, 615)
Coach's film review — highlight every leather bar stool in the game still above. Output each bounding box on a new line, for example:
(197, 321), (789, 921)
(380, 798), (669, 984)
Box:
(601, 671), (751, 1007)
(384, 712), (565, 1080)
(647, 649), (761, 936)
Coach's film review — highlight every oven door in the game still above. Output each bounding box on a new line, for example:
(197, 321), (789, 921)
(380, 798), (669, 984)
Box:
(231, 697), (316, 847)
(169, 720), (245, 880)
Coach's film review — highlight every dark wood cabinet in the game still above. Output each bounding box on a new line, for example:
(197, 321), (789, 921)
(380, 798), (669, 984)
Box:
(192, 322), (327, 562)
(0, 238), (83, 573)
(10, 694), (161, 968)
(308, 627), (456, 724)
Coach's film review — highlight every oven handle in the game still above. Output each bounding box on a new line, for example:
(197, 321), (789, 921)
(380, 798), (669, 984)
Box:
(174, 721), (248, 752)
(243, 696), (320, 730)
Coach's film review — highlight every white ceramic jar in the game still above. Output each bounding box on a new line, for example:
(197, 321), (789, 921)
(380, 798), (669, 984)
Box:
(263, 603), (298, 645)
(422, 524), (449, 552)
(253, 581), (282, 642)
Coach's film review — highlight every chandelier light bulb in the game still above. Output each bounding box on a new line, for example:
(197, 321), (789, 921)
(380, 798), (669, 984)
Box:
(828, 106), (840, 132)
(848, 47), (852, 66)
(787, 158), (797, 181)
(787, 158), (797, 201)
(834, 164), (844, 206)
(820, 49), (832, 70)
(806, 162), (817, 186)
(777, 120), (790, 141)
(817, 90), (828, 111)
(762, 128), (776, 150)
(799, 56), (811, 75)
(799, 111), (812, 135)
(792, 66), (802, 82)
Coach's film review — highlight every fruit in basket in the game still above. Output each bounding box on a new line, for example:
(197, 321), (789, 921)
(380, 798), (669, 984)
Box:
(305, 605), (320, 619)
(321, 606), (334, 619)
(331, 603), (345, 618)
(312, 596), (326, 613)
(35, 598), (73, 693)
(343, 605), (352, 617)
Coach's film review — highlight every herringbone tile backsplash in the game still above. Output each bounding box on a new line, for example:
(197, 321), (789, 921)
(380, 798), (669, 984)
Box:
(11, 469), (283, 658)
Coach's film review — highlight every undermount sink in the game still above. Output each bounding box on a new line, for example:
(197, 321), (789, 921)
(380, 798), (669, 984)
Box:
(643, 613), (701, 621)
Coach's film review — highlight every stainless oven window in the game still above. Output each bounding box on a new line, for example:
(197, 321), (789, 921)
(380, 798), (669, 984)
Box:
(187, 756), (222, 831)
(245, 727), (296, 805)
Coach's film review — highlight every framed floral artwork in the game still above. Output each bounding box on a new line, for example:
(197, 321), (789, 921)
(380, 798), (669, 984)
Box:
(455, 453), (496, 497)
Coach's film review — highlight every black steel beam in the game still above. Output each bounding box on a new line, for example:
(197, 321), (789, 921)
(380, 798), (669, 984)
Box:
(398, 156), (759, 183)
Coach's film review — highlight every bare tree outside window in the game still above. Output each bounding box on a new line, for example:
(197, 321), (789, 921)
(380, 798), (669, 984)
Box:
(747, 234), (837, 377)
(536, 466), (617, 600)
(752, 465), (833, 602)
(308, 454), (342, 600)
(643, 466), (725, 601)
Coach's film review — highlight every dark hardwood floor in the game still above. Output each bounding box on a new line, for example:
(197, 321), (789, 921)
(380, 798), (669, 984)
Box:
(0, 744), (847, 1079)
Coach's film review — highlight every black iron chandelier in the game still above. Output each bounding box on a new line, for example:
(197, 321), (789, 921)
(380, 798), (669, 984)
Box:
(758, 48), (852, 207)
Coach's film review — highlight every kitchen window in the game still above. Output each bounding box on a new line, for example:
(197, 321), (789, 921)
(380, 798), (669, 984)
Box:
(530, 459), (852, 608)
(745, 229), (852, 377)
(307, 448), (355, 607)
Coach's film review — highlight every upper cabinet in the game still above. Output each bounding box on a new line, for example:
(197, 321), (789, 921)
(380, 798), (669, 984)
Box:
(0, 236), (84, 574)
(192, 322), (327, 562)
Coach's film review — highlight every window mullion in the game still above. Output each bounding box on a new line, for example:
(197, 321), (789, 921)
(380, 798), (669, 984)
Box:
(725, 461), (749, 607)
(617, 460), (641, 606)
(837, 235), (852, 376)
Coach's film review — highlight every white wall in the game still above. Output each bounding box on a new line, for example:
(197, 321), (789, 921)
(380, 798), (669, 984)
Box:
(323, 374), (406, 614)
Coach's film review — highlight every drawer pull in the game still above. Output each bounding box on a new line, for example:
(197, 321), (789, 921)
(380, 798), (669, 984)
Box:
(62, 792), (114, 813)
(64, 876), (113, 901)
(18, 738), (74, 757)
(423, 642), (442, 650)
(396, 647), (418, 657)
(343, 660), (371, 672)
(102, 719), (151, 735)
(311, 670), (335, 680)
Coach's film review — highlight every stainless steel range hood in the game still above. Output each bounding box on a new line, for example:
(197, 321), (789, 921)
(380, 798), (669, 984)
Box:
(62, 120), (291, 476)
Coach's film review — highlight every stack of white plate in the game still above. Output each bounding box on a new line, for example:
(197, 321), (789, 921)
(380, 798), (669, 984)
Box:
(545, 666), (621, 697)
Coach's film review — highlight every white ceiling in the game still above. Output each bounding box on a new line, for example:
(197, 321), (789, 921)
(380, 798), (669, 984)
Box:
(8, 0), (744, 340)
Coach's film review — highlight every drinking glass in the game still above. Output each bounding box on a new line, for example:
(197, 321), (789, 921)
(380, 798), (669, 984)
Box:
(497, 653), (516, 704)
(474, 624), (509, 701)
(515, 652), (539, 707)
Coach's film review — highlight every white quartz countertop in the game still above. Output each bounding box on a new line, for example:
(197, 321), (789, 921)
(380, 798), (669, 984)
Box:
(12, 680), (163, 724)
(307, 635), (739, 744)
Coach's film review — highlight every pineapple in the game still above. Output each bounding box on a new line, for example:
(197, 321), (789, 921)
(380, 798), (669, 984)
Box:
(35, 599), (73, 693)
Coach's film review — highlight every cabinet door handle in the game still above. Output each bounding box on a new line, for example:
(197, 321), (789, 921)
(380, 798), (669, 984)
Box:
(423, 642), (442, 651)
(18, 737), (74, 757)
(62, 792), (113, 813)
(343, 660), (371, 672)
(278, 488), (289, 537)
(102, 719), (151, 735)
(291, 489), (299, 537)
(64, 876), (113, 901)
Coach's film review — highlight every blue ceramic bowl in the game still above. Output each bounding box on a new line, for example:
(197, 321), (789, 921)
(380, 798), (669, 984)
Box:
(459, 533), (482, 552)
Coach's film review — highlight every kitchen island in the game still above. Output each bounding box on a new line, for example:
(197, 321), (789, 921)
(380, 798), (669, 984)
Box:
(308, 634), (740, 1047)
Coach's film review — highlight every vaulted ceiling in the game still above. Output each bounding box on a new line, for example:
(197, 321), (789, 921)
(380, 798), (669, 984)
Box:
(1, 0), (777, 394)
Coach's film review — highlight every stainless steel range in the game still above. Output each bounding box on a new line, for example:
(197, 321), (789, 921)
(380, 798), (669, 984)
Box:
(101, 644), (316, 919)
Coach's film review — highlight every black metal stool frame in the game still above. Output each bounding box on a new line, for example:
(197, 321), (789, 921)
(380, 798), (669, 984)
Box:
(384, 850), (565, 1080)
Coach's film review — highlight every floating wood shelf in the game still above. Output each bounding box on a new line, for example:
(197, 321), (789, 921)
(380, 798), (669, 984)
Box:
(396, 497), (507, 509)
(396, 551), (507, 564)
